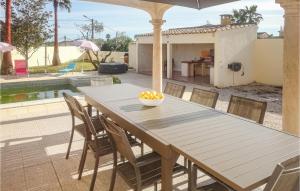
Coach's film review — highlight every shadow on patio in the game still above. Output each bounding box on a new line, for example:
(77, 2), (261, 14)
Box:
(0, 113), (190, 191)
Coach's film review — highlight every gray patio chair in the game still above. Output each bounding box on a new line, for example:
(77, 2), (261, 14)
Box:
(190, 88), (219, 108)
(63, 92), (104, 159)
(100, 115), (187, 191)
(191, 155), (300, 191)
(227, 95), (267, 124)
(164, 82), (186, 98)
(71, 98), (143, 191)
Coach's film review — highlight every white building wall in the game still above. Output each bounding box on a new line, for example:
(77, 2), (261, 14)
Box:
(138, 44), (153, 73)
(214, 26), (258, 87)
(253, 39), (283, 86)
(128, 43), (137, 69)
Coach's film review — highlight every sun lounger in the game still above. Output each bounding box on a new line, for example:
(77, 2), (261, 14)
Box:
(59, 63), (76, 73)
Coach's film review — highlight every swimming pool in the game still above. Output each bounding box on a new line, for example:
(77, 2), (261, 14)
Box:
(0, 84), (79, 104)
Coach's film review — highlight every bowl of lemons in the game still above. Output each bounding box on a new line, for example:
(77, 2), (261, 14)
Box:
(138, 91), (165, 106)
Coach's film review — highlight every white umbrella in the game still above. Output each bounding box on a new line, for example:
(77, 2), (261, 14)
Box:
(72, 40), (100, 52)
(0, 42), (15, 53)
(72, 40), (100, 73)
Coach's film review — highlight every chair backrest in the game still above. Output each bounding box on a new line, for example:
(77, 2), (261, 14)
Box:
(63, 92), (100, 140)
(81, 108), (101, 137)
(63, 92), (82, 120)
(227, 95), (267, 124)
(190, 88), (219, 108)
(100, 116), (136, 165)
(164, 82), (186, 98)
(264, 155), (300, 191)
(15, 60), (28, 75)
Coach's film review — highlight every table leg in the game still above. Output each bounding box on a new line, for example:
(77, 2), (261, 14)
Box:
(87, 104), (92, 116)
(188, 160), (192, 191)
(161, 151), (179, 191)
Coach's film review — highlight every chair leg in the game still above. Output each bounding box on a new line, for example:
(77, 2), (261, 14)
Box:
(154, 182), (158, 191)
(78, 141), (88, 180)
(141, 142), (144, 156)
(66, 117), (75, 159)
(120, 155), (125, 163)
(89, 157), (100, 191)
(109, 152), (118, 191)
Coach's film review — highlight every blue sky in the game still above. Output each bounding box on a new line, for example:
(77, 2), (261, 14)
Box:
(48, 0), (284, 41)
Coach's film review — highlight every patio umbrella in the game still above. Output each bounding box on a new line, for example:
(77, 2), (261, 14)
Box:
(72, 40), (100, 52)
(141, 0), (238, 9)
(0, 42), (15, 53)
(72, 40), (100, 73)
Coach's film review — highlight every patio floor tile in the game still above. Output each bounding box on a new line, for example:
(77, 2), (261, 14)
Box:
(24, 162), (62, 191)
(1, 168), (27, 191)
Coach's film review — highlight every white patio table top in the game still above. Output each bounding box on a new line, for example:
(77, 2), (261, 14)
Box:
(78, 83), (300, 191)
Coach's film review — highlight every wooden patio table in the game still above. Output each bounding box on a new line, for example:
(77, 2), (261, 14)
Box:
(78, 84), (300, 191)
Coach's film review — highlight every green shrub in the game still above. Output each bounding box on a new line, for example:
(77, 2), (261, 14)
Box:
(112, 76), (121, 84)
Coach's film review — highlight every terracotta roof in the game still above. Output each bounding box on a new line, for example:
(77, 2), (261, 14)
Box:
(135, 24), (256, 37)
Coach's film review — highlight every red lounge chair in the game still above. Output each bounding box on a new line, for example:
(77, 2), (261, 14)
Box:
(15, 60), (28, 76)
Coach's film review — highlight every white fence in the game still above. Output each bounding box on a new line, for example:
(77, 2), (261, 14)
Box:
(0, 46), (127, 68)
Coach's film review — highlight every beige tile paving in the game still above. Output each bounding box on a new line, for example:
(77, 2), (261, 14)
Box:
(1, 167), (27, 191)
(0, 112), (191, 191)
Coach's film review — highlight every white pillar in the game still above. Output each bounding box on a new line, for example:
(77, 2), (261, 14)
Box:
(276, 0), (300, 136)
(150, 19), (165, 92)
(135, 42), (139, 73)
(167, 43), (173, 79)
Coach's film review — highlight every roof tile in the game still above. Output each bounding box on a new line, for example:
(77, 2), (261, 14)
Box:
(135, 24), (255, 37)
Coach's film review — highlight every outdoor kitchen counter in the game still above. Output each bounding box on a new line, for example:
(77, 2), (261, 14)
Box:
(181, 60), (213, 77)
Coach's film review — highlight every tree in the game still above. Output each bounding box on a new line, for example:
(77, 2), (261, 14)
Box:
(77, 20), (104, 40)
(102, 32), (132, 52)
(105, 33), (111, 41)
(77, 20), (104, 70)
(48, 0), (71, 66)
(88, 32), (132, 69)
(1, 0), (13, 75)
(11, 0), (52, 65)
(232, 5), (263, 25)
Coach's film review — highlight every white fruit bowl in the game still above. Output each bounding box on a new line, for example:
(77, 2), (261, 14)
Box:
(139, 97), (165, 107)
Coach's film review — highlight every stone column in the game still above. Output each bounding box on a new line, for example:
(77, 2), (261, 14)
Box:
(150, 19), (165, 92)
(276, 0), (300, 136)
(167, 43), (173, 79)
(135, 41), (139, 73)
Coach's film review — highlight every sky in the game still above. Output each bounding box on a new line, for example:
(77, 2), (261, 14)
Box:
(2, 0), (284, 41)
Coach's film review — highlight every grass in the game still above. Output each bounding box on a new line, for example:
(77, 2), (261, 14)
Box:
(28, 61), (123, 84)
(29, 62), (96, 74)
